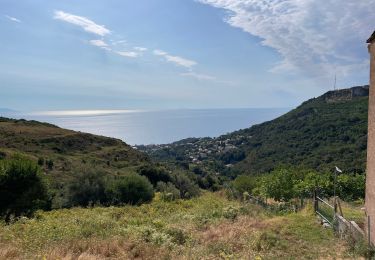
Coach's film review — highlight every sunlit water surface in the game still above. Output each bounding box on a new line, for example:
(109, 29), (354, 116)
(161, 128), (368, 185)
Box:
(2, 108), (290, 145)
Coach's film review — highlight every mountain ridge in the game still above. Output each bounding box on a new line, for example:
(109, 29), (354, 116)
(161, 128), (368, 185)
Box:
(138, 85), (369, 175)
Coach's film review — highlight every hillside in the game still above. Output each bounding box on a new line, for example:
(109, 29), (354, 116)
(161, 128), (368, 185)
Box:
(0, 117), (150, 207)
(138, 85), (369, 175)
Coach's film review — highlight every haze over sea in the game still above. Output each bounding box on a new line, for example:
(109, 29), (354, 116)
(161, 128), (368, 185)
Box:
(2, 108), (289, 145)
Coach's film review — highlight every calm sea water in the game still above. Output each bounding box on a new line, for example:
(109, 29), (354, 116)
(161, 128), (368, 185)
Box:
(2, 108), (289, 145)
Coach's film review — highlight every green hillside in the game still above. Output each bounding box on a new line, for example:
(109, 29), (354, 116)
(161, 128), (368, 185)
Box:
(0, 117), (150, 207)
(139, 86), (369, 175)
(231, 90), (368, 174)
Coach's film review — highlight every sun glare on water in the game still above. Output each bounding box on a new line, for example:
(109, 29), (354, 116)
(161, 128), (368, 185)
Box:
(28, 110), (141, 116)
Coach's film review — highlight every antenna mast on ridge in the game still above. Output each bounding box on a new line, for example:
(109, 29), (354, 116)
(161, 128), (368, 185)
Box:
(333, 73), (337, 91)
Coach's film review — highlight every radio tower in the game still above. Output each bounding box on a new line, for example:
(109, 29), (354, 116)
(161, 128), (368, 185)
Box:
(333, 73), (337, 91)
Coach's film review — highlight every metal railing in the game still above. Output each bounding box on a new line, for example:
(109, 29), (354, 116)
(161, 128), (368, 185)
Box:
(313, 189), (345, 226)
(315, 195), (335, 225)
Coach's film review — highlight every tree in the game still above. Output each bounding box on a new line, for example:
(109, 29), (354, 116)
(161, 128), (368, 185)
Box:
(0, 157), (50, 221)
(337, 174), (365, 201)
(262, 169), (297, 202)
(294, 171), (332, 199)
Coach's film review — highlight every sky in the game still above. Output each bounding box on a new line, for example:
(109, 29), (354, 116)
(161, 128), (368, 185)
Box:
(0, 0), (374, 111)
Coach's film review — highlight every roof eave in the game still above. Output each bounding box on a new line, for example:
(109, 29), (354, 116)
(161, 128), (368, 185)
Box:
(367, 31), (375, 43)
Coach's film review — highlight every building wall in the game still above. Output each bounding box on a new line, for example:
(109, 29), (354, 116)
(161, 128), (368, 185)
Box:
(323, 85), (369, 103)
(366, 41), (375, 245)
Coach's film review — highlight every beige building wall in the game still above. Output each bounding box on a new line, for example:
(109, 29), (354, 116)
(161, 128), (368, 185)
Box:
(366, 33), (375, 246)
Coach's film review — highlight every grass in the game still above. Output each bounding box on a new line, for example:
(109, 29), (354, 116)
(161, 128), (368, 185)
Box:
(0, 192), (363, 259)
(340, 200), (366, 225)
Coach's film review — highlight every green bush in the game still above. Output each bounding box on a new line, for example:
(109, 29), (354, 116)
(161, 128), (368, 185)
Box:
(156, 181), (180, 201)
(232, 175), (257, 198)
(197, 173), (221, 191)
(337, 174), (365, 201)
(0, 157), (50, 220)
(138, 165), (171, 186)
(262, 168), (298, 202)
(67, 169), (108, 207)
(171, 173), (200, 199)
(37, 157), (44, 166)
(108, 174), (154, 205)
(46, 159), (54, 170)
(236, 166), (365, 203)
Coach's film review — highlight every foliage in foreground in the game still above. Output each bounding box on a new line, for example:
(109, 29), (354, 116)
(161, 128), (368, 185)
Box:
(231, 167), (365, 202)
(67, 170), (155, 207)
(0, 192), (363, 259)
(0, 157), (50, 220)
(0, 154), (203, 218)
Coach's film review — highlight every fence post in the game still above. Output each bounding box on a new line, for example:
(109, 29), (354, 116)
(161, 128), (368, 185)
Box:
(313, 190), (318, 212)
(368, 215), (371, 248)
(334, 197), (338, 214)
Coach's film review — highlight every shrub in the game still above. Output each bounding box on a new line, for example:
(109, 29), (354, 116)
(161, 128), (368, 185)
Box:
(138, 165), (171, 186)
(171, 173), (200, 199)
(156, 181), (180, 201)
(0, 157), (50, 221)
(166, 227), (188, 245)
(197, 173), (221, 191)
(222, 206), (239, 221)
(108, 174), (154, 205)
(46, 159), (54, 170)
(0, 151), (6, 160)
(232, 175), (257, 198)
(67, 169), (108, 207)
(37, 157), (44, 166)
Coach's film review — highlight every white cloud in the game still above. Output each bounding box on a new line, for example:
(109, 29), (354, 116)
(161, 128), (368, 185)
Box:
(196, 0), (374, 80)
(54, 10), (110, 36)
(89, 39), (108, 47)
(134, 46), (147, 51)
(112, 40), (127, 45)
(181, 72), (216, 80)
(165, 55), (197, 68)
(153, 49), (168, 56)
(5, 15), (21, 23)
(153, 49), (197, 68)
(89, 39), (111, 51)
(117, 51), (139, 58)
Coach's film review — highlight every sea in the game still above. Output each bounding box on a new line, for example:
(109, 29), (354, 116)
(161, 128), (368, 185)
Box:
(1, 108), (290, 145)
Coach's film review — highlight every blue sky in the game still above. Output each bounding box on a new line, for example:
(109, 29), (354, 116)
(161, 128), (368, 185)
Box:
(0, 0), (373, 110)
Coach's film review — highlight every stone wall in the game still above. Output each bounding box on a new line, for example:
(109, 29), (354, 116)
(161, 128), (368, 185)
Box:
(335, 214), (365, 243)
(324, 85), (369, 103)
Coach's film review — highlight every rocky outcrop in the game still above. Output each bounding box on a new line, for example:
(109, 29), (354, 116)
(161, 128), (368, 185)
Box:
(323, 85), (369, 103)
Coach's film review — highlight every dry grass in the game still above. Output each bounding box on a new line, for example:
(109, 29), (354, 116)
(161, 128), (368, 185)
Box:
(41, 239), (171, 260)
(0, 193), (363, 259)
